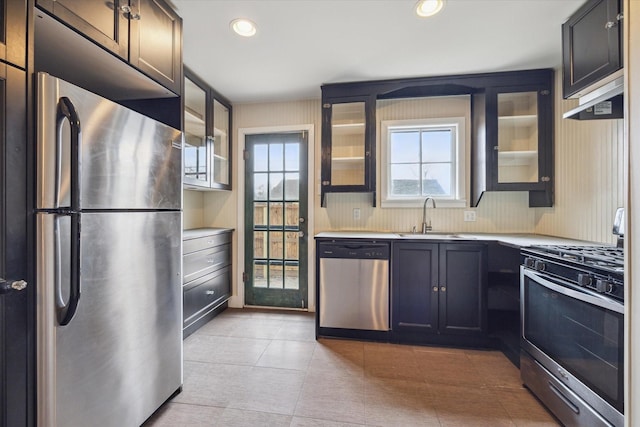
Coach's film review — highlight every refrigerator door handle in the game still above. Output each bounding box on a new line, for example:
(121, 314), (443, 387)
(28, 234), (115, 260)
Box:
(56, 96), (81, 211)
(56, 212), (81, 326)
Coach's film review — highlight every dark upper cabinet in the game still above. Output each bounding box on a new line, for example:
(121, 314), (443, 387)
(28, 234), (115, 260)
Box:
(562, 0), (622, 99)
(129, 0), (182, 94)
(472, 70), (554, 207)
(320, 93), (376, 206)
(392, 242), (487, 337)
(1, 0), (28, 68)
(36, 0), (182, 94)
(183, 67), (232, 191)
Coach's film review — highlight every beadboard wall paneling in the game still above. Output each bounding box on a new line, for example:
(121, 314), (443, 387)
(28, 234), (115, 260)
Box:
(315, 191), (534, 233)
(533, 72), (624, 244)
(183, 190), (204, 229)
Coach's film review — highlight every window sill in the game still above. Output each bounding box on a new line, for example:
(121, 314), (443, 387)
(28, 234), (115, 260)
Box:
(380, 199), (467, 209)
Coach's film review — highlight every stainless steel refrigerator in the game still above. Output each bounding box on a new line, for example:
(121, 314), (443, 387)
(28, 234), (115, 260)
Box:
(35, 73), (183, 426)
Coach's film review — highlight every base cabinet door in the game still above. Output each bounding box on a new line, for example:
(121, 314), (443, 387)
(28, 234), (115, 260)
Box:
(438, 243), (487, 335)
(392, 242), (487, 339)
(392, 242), (438, 333)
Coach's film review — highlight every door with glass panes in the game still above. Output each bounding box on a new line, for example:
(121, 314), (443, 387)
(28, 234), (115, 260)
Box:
(244, 132), (308, 308)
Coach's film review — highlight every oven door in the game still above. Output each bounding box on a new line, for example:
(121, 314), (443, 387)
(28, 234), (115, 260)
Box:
(521, 266), (624, 425)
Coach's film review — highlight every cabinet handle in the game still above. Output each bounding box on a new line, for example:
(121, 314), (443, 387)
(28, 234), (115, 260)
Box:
(205, 290), (215, 296)
(207, 258), (215, 264)
(440, 286), (446, 292)
(541, 176), (551, 182)
(120, 5), (141, 20)
(605, 20), (617, 29)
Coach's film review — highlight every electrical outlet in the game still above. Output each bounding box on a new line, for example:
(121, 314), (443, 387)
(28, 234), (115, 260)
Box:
(464, 210), (476, 222)
(353, 208), (361, 220)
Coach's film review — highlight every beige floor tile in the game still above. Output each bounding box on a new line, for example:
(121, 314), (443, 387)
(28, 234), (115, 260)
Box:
(156, 309), (559, 427)
(172, 361), (250, 407)
(226, 366), (306, 415)
(289, 416), (365, 426)
(256, 340), (316, 371)
(183, 334), (271, 365)
(493, 387), (560, 426)
(294, 396), (366, 425)
(143, 402), (223, 426)
(215, 408), (292, 426)
(435, 398), (515, 427)
(274, 320), (317, 342)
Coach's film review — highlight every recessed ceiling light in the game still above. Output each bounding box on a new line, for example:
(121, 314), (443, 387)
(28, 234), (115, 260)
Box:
(230, 18), (257, 37)
(415, 0), (445, 17)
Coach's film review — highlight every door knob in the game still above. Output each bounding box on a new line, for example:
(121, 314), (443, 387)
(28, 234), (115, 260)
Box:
(0, 278), (27, 295)
(298, 231), (305, 238)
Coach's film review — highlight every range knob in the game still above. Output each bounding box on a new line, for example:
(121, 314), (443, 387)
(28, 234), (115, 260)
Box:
(595, 279), (609, 293)
(534, 260), (546, 271)
(524, 257), (535, 268)
(577, 274), (592, 287)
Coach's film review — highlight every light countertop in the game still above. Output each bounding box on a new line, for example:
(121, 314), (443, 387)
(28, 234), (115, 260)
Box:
(314, 231), (602, 248)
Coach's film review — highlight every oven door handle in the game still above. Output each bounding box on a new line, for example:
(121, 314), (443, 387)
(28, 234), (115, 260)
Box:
(522, 268), (624, 314)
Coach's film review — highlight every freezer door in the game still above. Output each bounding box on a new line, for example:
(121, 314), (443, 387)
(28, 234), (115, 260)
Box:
(37, 211), (182, 427)
(36, 72), (182, 210)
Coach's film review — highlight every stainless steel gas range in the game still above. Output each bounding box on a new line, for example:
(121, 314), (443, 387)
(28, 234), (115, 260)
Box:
(520, 244), (624, 427)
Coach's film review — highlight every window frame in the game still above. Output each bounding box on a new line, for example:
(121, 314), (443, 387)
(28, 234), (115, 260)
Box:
(381, 117), (466, 208)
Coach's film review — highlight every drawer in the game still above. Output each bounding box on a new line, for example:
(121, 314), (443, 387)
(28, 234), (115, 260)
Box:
(183, 244), (230, 283)
(183, 267), (231, 324)
(183, 232), (231, 255)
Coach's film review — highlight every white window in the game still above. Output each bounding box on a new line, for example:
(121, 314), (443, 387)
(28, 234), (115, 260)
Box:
(381, 117), (466, 208)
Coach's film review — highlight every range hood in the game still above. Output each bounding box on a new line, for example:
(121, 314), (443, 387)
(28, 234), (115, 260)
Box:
(563, 74), (624, 120)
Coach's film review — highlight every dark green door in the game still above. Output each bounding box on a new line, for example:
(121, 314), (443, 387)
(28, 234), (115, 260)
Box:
(244, 132), (308, 308)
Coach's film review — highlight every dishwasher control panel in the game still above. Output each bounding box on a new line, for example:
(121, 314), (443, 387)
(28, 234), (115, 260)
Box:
(318, 242), (390, 259)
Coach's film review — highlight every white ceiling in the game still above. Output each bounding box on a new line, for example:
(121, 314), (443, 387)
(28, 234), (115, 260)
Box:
(170, 0), (584, 104)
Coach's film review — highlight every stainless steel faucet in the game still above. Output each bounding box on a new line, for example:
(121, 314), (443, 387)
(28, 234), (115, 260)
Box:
(422, 197), (436, 233)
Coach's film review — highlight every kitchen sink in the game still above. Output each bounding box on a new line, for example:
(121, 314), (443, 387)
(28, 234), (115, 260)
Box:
(396, 232), (473, 240)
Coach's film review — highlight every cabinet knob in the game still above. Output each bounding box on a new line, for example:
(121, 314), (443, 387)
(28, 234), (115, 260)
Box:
(440, 286), (446, 292)
(432, 286), (438, 292)
(120, 5), (141, 20)
(605, 21), (617, 29)
(205, 290), (215, 296)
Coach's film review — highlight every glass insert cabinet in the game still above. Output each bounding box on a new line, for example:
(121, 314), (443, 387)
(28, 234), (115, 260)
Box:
(320, 95), (376, 206)
(183, 68), (232, 190)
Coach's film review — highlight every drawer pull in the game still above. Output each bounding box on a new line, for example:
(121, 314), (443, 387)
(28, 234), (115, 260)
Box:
(205, 290), (215, 296)
(207, 258), (215, 264)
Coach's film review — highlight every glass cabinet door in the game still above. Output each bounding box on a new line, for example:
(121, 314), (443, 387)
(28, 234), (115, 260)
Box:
(496, 91), (539, 184)
(212, 98), (230, 187)
(330, 102), (366, 186)
(183, 77), (210, 187)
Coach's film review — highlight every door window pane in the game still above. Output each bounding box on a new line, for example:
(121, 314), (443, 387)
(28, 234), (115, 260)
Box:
(285, 202), (299, 227)
(254, 144), (268, 172)
(254, 174), (268, 200)
(254, 262), (267, 288)
(284, 262), (299, 290)
(269, 202), (283, 227)
(285, 232), (299, 259)
(253, 202), (267, 227)
(253, 231), (267, 258)
(269, 232), (283, 260)
(269, 262), (284, 289)
(269, 173), (284, 200)
(285, 143), (300, 171)
(284, 173), (299, 200)
(269, 143), (284, 171)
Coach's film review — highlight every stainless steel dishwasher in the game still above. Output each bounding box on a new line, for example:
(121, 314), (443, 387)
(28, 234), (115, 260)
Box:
(318, 241), (390, 331)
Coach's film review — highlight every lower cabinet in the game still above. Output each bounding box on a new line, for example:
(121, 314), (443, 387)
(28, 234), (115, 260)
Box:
(392, 242), (488, 344)
(183, 228), (233, 338)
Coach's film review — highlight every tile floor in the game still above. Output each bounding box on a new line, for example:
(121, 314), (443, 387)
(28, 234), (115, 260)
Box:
(145, 308), (559, 426)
